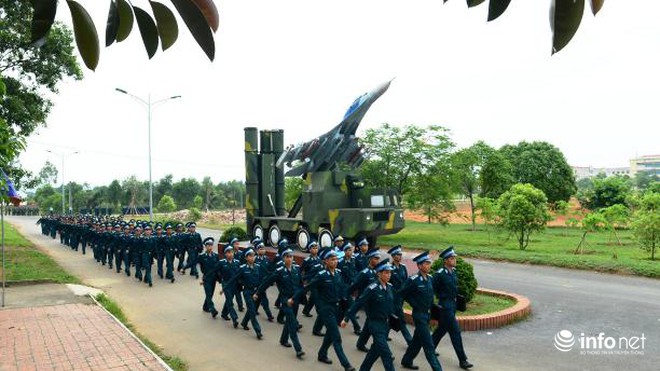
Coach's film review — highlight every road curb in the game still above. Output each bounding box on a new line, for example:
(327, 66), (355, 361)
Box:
(403, 288), (532, 331)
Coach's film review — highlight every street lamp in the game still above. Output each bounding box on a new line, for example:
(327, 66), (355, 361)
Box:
(46, 150), (79, 214)
(115, 88), (181, 221)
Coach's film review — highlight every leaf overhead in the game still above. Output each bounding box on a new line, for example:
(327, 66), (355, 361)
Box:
(133, 6), (160, 59)
(190, 0), (220, 32)
(30, 0), (58, 45)
(551, 0), (585, 54)
(105, 0), (120, 47)
(590, 0), (604, 15)
(150, 1), (179, 51)
(170, 0), (216, 60)
(467, 0), (486, 8)
(487, 0), (512, 22)
(116, 0), (134, 42)
(66, 0), (100, 71)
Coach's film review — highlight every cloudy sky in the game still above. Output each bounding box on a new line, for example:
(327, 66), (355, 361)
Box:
(18, 0), (660, 187)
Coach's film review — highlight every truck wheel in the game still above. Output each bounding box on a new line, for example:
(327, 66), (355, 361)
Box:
(296, 227), (311, 252)
(318, 228), (333, 248)
(252, 224), (264, 241)
(268, 224), (281, 247)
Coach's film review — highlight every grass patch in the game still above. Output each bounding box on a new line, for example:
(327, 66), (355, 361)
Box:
(95, 294), (188, 371)
(405, 292), (516, 316)
(1, 222), (79, 283)
(379, 222), (660, 279)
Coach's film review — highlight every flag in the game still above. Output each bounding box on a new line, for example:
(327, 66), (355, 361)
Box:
(1, 168), (21, 206)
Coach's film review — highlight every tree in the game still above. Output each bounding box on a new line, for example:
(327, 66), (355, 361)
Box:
(157, 195), (176, 213)
(200, 176), (216, 211)
(450, 141), (498, 230)
(479, 149), (514, 200)
(122, 176), (146, 212)
(284, 177), (304, 212)
(575, 211), (607, 255)
(28, 0), (603, 71)
(587, 175), (632, 209)
(107, 179), (123, 207)
(497, 183), (552, 250)
(600, 204), (629, 246)
(192, 194), (203, 210)
(634, 171), (659, 192)
(360, 123), (454, 200)
(500, 141), (576, 203)
(632, 192), (660, 260)
(407, 163), (454, 224)
(37, 160), (58, 185)
(153, 174), (174, 205)
(172, 177), (201, 209)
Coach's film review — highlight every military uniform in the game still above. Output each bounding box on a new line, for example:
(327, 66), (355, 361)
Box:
(388, 245), (413, 344)
(301, 241), (321, 318)
(257, 250), (305, 357)
(347, 247), (381, 352)
(399, 252), (443, 371)
(198, 238), (220, 316)
(216, 249), (242, 326)
(225, 248), (263, 338)
(344, 259), (396, 371)
(254, 241), (274, 321)
(339, 244), (361, 334)
(164, 226), (177, 282)
(141, 228), (156, 287)
(432, 247), (472, 370)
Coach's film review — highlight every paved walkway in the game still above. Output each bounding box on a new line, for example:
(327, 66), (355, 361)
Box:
(0, 303), (169, 371)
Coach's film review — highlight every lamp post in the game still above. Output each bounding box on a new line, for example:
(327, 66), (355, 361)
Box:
(115, 88), (181, 221)
(47, 150), (79, 214)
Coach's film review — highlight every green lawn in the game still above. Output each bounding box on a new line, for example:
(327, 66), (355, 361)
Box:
(380, 222), (660, 278)
(404, 292), (515, 316)
(1, 222), (79, 283)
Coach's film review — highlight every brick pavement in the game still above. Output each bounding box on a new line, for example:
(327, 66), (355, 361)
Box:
(0, 303), (169, 371)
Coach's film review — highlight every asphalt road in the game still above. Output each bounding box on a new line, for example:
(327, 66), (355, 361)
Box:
(7, 216), (659, 371)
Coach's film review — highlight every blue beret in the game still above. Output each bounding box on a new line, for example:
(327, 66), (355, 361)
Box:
(203, 237), (214, 245)
(244, 248), (255, 256)
(228, 237), (239, 246)
(123, 225), (130, 230)
(281, 248), (294, 257)
(114, 224), (120, 228)
(412, 251), (432, 264)
(165, 224), (172, 229)
(307, 240), (319, 250)
(375, 258), (394, 272)
(188, 222), (196, 228)
(223, 245), (234, 253)
(255, 241), (265, 249)
(144, 225), (152, 230)
(342, 242), (353, 251)
(176, 223), (183, 228)
(440, 246), (457, 259)
(334, 235), (344, 242)
(388, 245), (402, 256)
(365, 248), (380, 259)
(251, 237), (262, 246)
(278, 239), (289, 248)
(357, 238), (369, 247)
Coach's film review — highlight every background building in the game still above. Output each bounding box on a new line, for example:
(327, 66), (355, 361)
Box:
(630, 155), (660, 177)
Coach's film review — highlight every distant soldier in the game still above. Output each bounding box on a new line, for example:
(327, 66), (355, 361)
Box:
(256, 248), (305, 359)
(342, 259), (396, 371)
(432, 247), (473, 370)
(155, 224), (166, 279)
(142, 225), (156, 287)
(227, 237), (245, 312)
(301, 240), (321, 318)
(164, 224), (177, 283)
(216, 245), (241, 328)
(253, 240), (274, 322)
(399, 252), (442, 371)
(120, 225), (132, 276)
(132, 225), (144, 282)
(354, 237), (370, 272)
(338, 242), (361, 335)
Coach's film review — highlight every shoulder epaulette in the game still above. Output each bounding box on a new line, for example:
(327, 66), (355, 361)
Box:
(276, 266), (284, 272)
(240, 264), (247, 268)
(410, 274), (419, 280)
(367, 283), (377, 290)
(361, 268), (370, 274)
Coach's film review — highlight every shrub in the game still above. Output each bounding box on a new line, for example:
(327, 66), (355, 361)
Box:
(220, 226), (248, 243)
(157, 195), (176, 213)
(187, 207), (202, 222)
(431, 257), (478, 303)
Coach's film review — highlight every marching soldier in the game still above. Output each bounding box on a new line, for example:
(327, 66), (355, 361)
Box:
(254, 240), (275, 322)
(224, 248), (263, 339)
(338, 242), (361, 335)
(132, 225), (144, 282)
(142, 225), (156, 287)
(347, 247), (381, 352)
(255, 248), (305, 360)
(198, 237), (220, 317)
(399, 252), (443, 371)
(120, 225), (132, 276)
(183, 222), (202, 279)
(388, 245), (413, 345)
(295, 249), (355, 371)
(432, 247), (473, 370)
(342, 259), (396, 371)
(164, 224), (177, 283)
(217, 244), (242, 328)
(155, 224), (166, 279)
(227, 237), (246, 312)
(175, 223), (186, 273)
(354, 237), (370, 271)
(301, 240), (321, 318)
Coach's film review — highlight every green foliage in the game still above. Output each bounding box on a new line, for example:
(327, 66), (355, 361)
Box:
(220, 226), (248, 243)
(634, 171), (659, 192)
(37, 160), (58, 185)
(479, 149), (514, 199)
(497, 183), (552, 250)
(500, 141), (576, 203)
(187, 207), (202, 222)
(173, 177), (201, 209)
(407, 162), (454, 224)
(192, 195), (203, 209)
(284, 177), (304, 211)
(431, 257), (478, 303)
(157, 195), (176, 213)
(360, 123), (454, 200)
(631, 192), (660, 260)
(584, 175), (632, 209)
